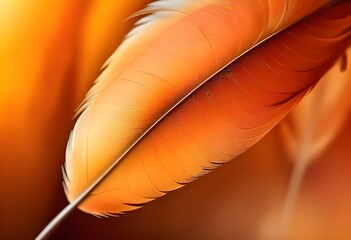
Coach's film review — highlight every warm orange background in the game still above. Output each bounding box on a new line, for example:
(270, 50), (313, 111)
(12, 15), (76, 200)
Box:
(0, 1), (350, 239)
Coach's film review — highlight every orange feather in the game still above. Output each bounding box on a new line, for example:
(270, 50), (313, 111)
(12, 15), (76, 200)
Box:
(277, 46), (351, 237)
(63, 0), (351, 216)
(281, 47), (351, 163)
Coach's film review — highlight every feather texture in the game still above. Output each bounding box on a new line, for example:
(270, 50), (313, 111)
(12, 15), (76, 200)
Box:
(64, 0), (351, 216)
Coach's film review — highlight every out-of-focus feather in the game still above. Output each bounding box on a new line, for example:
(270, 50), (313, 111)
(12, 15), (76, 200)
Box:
(281, 47), (351, 162)
(64, 0), (350, 217)
(278, 46), (351, 238)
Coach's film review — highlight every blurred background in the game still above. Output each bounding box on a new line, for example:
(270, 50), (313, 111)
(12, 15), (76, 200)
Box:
(0, 1), (350, 239)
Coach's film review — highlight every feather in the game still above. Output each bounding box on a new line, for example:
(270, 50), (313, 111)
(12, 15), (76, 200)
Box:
(64, 0), (350, 215)
(36, 0), (351, 238)
(278, 46), (351, 237)
(281, 47), (351, 163)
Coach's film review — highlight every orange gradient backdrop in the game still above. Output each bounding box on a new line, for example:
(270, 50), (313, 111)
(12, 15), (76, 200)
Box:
(0, 1), (350, 239)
